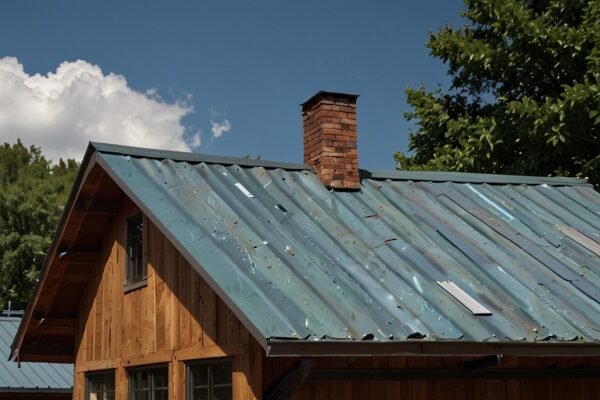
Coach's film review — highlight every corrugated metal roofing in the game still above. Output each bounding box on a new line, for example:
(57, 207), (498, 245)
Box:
(95, 143), (600, 348)
(0, 317), (72, 390)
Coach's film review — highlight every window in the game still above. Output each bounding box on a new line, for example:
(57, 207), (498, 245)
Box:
(187, 361), (232, 400)
(126, 213), (145, 287)
(129, 366), (168, 400)
(87, 371), (115, 400)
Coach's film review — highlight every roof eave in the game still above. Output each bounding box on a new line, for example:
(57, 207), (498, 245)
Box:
(266, 339), (600, 357)
(10, 142), (100, 362)
(0, 388), (72, 394)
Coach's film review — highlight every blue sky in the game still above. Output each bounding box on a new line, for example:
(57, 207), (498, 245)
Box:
(0, 1), (464, 170)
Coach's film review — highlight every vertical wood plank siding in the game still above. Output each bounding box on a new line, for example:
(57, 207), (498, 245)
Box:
(260, 356), (600, 400)
(73, 199), (261, 400)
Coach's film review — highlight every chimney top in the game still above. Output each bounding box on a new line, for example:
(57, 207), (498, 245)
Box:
(301, 91), (360, 110)
(302, 90), (360, 190)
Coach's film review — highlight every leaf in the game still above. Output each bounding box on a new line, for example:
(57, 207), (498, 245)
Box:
(0, 141), (78, 309)
(401, 0), (600, 188)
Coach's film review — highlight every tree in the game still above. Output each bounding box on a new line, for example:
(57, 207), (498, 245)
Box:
(0, 141), (78, 310)
(396, 0), (600, 187)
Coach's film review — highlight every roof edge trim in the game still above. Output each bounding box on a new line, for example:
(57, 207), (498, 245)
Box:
(360, 169), (589, 186)
(10, 143), (100, 361)
(266, 340), (600, 357)
(0, 388), (73, 394)
(90, 142), (311, 171)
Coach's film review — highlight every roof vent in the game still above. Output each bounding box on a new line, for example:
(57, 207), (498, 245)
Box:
(556, 224), (600, 257)
(437, 281), (492, 316)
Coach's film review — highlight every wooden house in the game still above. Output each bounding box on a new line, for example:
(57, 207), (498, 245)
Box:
(11, 91), (600, 399)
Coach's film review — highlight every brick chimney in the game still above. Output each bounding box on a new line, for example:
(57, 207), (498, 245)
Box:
(302, 91), (360, 190)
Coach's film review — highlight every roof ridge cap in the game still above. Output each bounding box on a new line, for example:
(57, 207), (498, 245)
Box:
(90, 142), (311, 171)
(361, 169), (589, 186)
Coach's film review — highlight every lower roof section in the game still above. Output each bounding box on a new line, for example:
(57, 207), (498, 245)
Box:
(0, 317), (72, 390)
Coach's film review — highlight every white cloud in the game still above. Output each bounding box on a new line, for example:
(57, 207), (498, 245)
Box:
(189, 131), (202, 148)
(210, 119), (232, 138)
(0, 57), (197, 162)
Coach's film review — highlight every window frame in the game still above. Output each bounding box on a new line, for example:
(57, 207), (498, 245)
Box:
(128, 365), (169, 400)
(124, 213), (146, 291)
(186, 359), (233, 400)
(85, 370), (115, 400)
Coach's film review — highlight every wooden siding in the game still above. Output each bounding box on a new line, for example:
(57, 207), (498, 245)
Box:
(73, 198), (262, 400)
(263, 356), (600, 400)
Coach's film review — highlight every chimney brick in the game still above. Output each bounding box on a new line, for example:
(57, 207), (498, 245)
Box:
(302, 91), (360, 190)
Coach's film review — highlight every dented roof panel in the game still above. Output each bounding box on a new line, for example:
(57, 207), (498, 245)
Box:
(96, 146), (600, 347)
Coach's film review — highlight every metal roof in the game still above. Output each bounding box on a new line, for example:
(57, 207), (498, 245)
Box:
(0, 317), (72, 391)
(94, 143), (600, 353)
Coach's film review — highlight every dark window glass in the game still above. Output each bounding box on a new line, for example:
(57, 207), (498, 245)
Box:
(126, 214), (145, 286)
(87, 371), (115, 400)
(188, 361), (231, 400)
(130, 366), (168, 400)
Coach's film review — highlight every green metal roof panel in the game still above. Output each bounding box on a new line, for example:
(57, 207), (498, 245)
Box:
(96, 146), (600, 348)
(0, 317), (72, 390)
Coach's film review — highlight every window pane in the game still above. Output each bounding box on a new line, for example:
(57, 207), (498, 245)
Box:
(213, 386), (232, 400)
(131, 369), (149, 400)
(191, 365), (209, 387)
(188, 362), (231, 400)
(154, 388), (168, 400)
(193, 388), (209, 400)
(105, 373), (115, 389)
(104, 373), (115, 400)
(88, 372), (115, 400)
(132, 390), (149, 400)
(153, 368), (168, 389)
(131, 367), (168, 400)
(126, 214), (145, 284)
(90, 376), (102, 394)
(132, 369), (150, 390)
(212, 363), (232, 385)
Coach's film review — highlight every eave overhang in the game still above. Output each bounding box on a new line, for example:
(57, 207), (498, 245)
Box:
(10, 144), (101, 363)
(266, 339), (600, 357)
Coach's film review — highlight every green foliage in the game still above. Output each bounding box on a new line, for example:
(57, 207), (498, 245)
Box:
(0, 140), (78, 310)
(397, 0), (600, 186)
